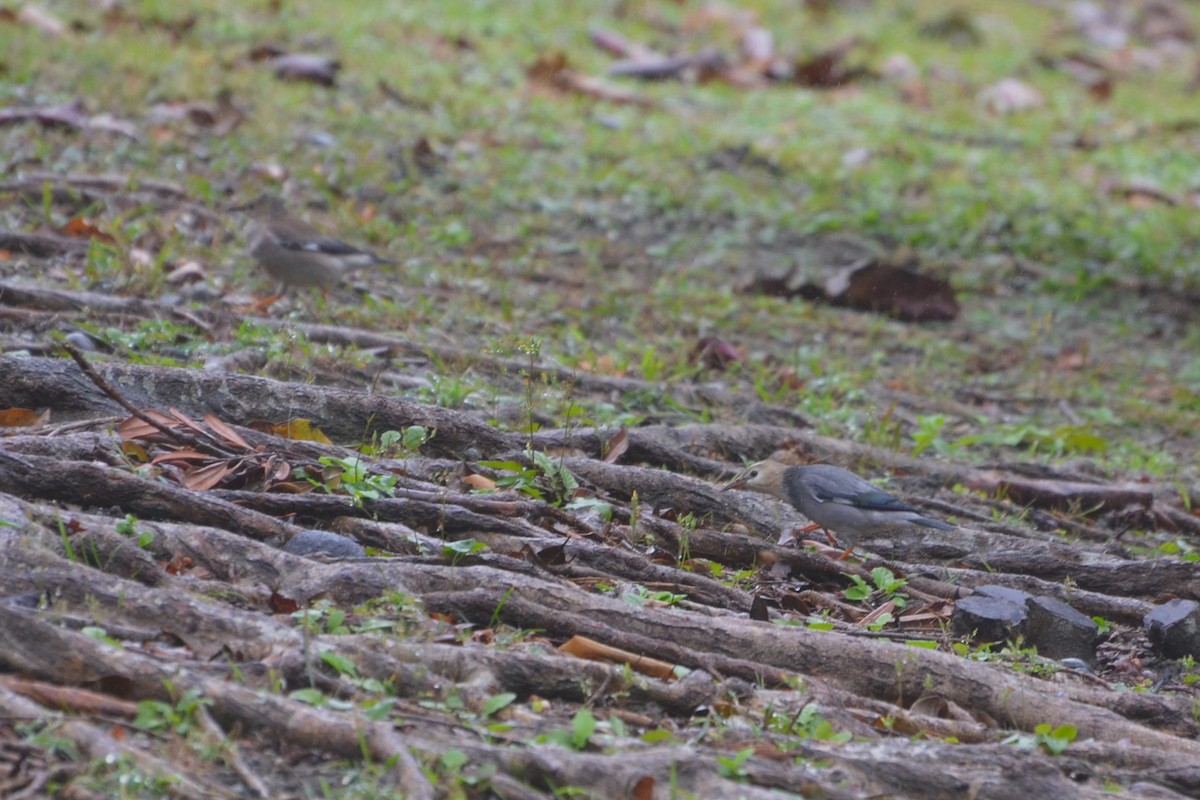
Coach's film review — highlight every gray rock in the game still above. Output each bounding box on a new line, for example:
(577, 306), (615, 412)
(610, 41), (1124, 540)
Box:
(1025, 596), (1099, 663)
(973, 584), (1034, 607)
(283, 530), (366, 559)
(951, 594), (1026, 642)
(1143, 599), (1200, 660)
(64, 331), (97, 351)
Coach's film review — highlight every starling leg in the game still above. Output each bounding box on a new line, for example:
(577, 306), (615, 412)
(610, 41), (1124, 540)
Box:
(795, 521), (843, 549)
(253, 291), (285, 313)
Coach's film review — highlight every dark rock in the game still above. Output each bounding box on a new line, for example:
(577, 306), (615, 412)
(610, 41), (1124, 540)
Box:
(64, 331), (97, 351)
(1143, 599), (1200, 660)
(973, 585), (1034, 607)
(283, 530), (366, 559)
(1025, 596), (1099, 663)
(1058, 658), (1093, 673)
(952, 594), (1026, 642)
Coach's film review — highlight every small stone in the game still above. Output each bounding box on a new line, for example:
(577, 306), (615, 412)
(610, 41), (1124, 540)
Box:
(952, 594), (1026, 642)
(283, 530), (365, 559)
(1025, 596), (1099, 663)
(973, 585), (1034, 607)
(1143, 599), (1200, 660)
(64, 331), (96, 351)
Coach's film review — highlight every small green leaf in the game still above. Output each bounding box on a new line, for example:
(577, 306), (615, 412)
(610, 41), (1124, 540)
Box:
(570, 708), (596, 750)
(320, 650), (357, 677)
(289, 688), (327, 706)
(478, 460), (525, 472)
(443, 539), (487, 558)
(363, 698), (396, 721)
(906, 640), (939, 649)
(482, 692), (517, 718)
(441, 749), (468, 771)
(353, 619), (396, 633)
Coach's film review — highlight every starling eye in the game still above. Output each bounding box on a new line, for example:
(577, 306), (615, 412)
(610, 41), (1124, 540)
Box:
(749, 469), (759, 479)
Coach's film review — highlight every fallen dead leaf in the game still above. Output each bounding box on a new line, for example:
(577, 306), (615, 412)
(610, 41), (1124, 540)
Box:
(1107, 179), (1180, 207)
(691, 336), (744, 370)
(150, 449), (212, 466)
(918, 9), (982, 46)
(977, 77), (1044, 113)
(60, 215), (114, 244)
(462, 473), (496, 491)
(259, 418), (334, 445)
(530, 51), (656, 106)
(558, 635), (678, 680)
(267, 52), (341, 87)
(182, 460), (236, 492)
(17, 3), (65, 36)
(1052, 346), (1088, 372)
(204, 413), (252, 450)
(166, 260), (207, 285)
(0, 408), (47, 426)
(0, 99), (141, 139)
(740, 26), (774, 69)
(603, 427), (629, 464)
(825, 262), (960, 322)
(880, 53), (920, 83)
(794, 38), (869, 88)
(588, 26), (663, 61)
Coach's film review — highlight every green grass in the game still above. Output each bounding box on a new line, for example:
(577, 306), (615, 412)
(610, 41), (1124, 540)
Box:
(2, 0), (1198, 475)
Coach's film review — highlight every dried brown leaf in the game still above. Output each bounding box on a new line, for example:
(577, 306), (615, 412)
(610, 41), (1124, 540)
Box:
(825, 262), (959, 321)
(977, 78), (1044, 113)
(749, 595), (771, 622)
(167, 407), (207, 436)
(794, 38), (867, 88)
(588, 26), (662, 60)
(603, 427), (629, 464)
(558, 635), (678, 680)
(0, 408), (46, 426)
(150, 449), (211, 465)
(183, 460), (235, 491)
(17, 4), (66, 37)
(116, 410), (178, 440)
(60, 217), (116, 244)
(268, 592), (300, 614)
(269, 52), (340, 87)
(261, 418), (333, 444)
(462, 473), (496, 491)
(858, 600), (896, 628)
(691, 336), (743, 370)
(531, 50), (655, 106)
(204, 413), (252, 450)
(631, 776), (655, 800)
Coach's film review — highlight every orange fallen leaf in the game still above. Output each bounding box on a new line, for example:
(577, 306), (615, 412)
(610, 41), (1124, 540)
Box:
(183, 460), (235, 491)
(151, 449), (212, 465)
(462, 473), (496, 491)
(204, 413), (252, 450)
(603, 427), (629, 464)
(0, 408), (46, 426)
(60, 217), (116, 244)
(269, 418), (333, 444)
(558, 635), (678, 680)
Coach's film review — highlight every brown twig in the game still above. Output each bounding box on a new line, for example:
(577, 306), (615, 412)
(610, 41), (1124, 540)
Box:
(59, 339), (239, 459)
